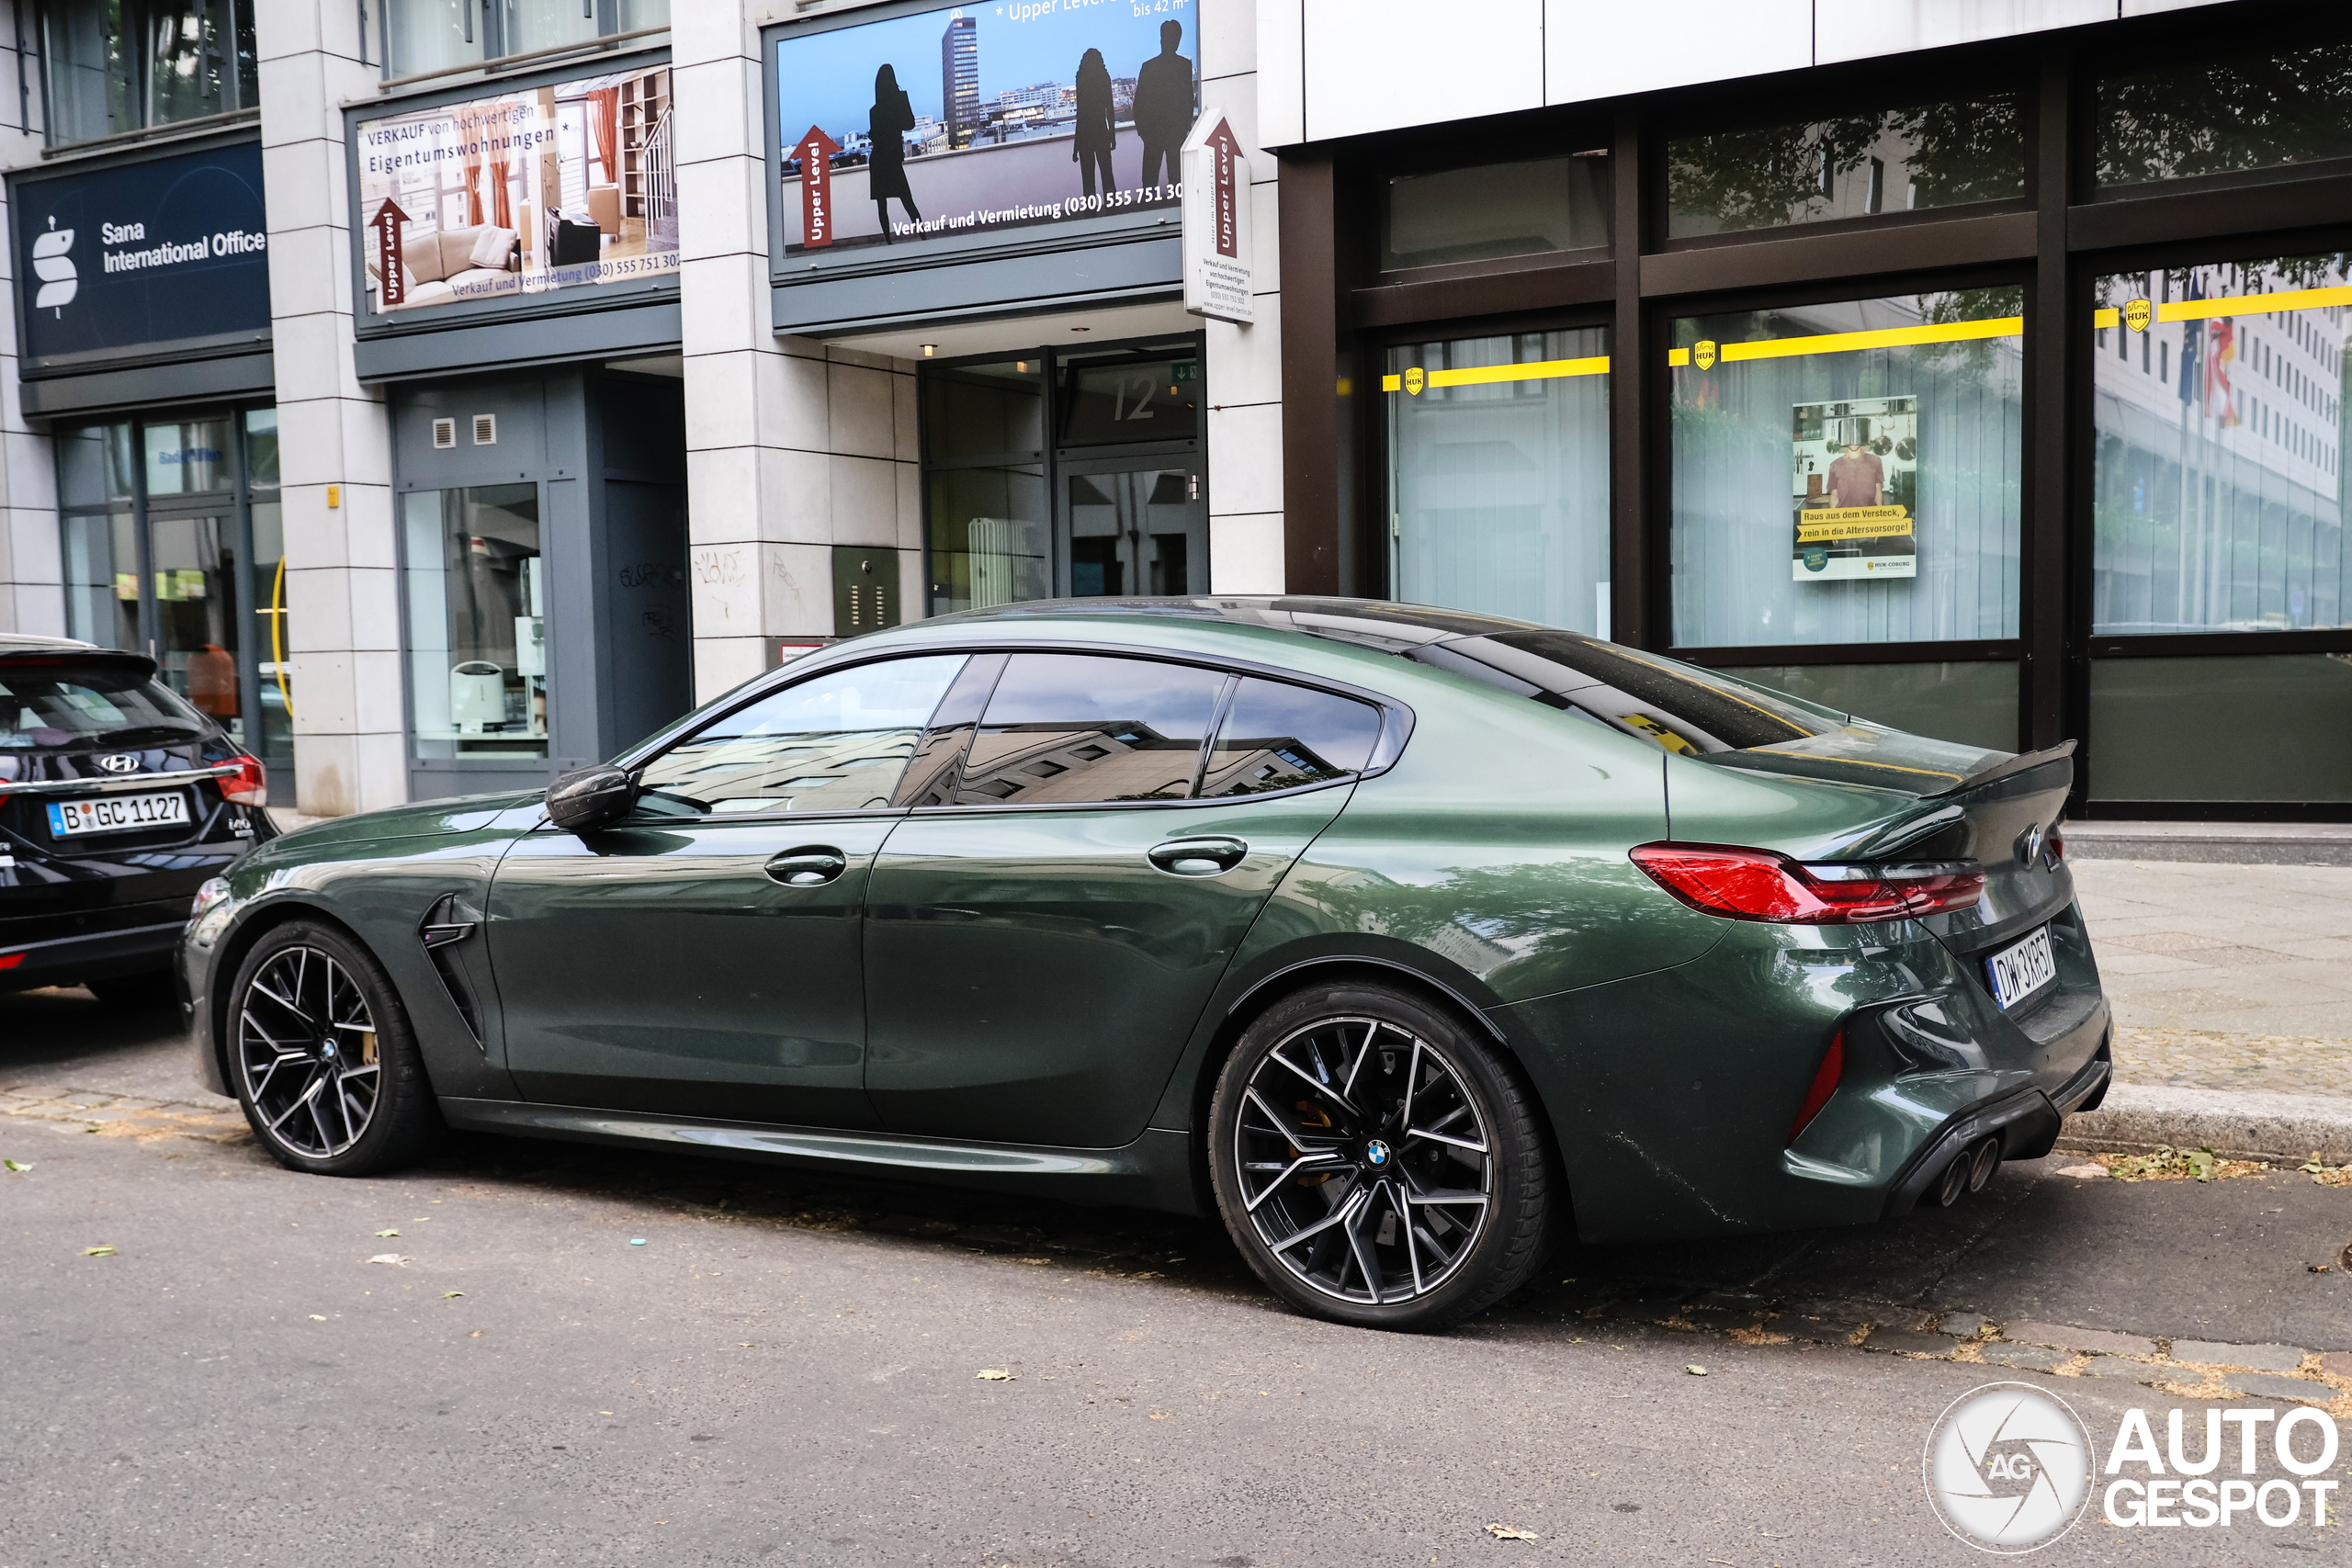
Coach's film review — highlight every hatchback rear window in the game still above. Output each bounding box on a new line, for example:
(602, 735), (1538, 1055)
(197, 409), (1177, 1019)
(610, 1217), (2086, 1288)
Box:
(0, 662), (209, 750)
(1409, 630), (1841, 755)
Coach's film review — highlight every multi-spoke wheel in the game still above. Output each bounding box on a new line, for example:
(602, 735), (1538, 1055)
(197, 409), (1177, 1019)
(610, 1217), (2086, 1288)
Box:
(1208, 982), (1551, 1329)
(227, 921), (438, 1175)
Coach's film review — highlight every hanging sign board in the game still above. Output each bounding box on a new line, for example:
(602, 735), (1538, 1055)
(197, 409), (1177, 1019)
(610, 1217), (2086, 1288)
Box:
(1181, 112), (1252, 325)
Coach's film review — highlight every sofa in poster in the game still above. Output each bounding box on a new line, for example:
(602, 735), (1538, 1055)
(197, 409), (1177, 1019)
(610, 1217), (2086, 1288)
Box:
(356, 62), (677, 317)
(1792, 396), (1920, 581)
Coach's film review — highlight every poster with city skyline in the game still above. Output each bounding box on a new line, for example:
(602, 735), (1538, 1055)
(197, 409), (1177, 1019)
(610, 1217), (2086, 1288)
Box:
(774, 0), (1199, 254)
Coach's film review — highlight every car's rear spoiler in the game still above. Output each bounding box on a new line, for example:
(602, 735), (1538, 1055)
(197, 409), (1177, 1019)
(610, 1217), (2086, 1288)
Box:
(1922, 739), (2075, 799)
(0, 647), (160, 681)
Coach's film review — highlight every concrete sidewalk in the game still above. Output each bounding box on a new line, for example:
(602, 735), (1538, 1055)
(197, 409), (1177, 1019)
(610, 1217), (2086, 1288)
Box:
(2069, 855), (2352, 1160)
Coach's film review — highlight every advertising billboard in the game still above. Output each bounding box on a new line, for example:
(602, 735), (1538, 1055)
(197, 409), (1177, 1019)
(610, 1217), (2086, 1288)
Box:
(355, 61), (676, 320)
(775, 0), (1199, 255)
(10, 140), (271, 367)
(1792, 396), (1920, 581)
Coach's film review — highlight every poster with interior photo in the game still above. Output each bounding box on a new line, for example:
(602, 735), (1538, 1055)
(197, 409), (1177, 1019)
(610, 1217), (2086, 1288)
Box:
(355, 62), (676, 318)
(1791, 397), (1919, 581)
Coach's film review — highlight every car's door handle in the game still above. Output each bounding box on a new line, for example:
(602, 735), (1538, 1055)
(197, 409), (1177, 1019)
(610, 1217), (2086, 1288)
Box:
(1148, 836), (1249, 876)
(765, 847), (848, 886)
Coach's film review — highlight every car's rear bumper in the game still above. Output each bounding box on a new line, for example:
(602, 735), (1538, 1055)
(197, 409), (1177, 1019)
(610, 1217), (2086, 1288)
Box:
(0, 912), (187, 990)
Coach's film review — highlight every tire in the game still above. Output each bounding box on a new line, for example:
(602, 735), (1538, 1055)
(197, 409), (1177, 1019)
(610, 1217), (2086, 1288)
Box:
(1206, 981), (1551, 1330)
(225, 920), (440, 1176)
(85, 970), (177, 1009)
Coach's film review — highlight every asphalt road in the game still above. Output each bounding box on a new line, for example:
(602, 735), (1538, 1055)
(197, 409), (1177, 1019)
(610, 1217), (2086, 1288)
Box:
(5, 986), (2348, 1568)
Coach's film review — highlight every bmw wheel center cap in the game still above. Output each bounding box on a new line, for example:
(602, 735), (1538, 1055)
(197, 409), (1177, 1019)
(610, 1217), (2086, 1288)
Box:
(1364, 1139), (1391, 1168)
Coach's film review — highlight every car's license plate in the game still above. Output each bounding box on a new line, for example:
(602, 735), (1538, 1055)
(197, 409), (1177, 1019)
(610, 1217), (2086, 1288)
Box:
(1985, 923), (2058, 1010)
(46, 791), (190, 838)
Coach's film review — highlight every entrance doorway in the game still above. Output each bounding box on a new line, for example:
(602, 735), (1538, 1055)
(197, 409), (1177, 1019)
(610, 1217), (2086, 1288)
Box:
(921, 336), (1205, 617)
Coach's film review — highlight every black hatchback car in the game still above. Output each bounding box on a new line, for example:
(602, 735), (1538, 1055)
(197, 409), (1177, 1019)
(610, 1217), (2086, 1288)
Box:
(1, 635), (275, 1002)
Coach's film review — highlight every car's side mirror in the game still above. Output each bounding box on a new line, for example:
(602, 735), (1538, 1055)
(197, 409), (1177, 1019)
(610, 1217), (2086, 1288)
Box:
(546, 764), (639, 831)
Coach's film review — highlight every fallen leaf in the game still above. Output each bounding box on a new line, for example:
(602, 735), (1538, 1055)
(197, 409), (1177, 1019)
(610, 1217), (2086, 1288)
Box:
(1149, 1411), (1170, 1420)
(81, 1246), (115, 1257)
(1484, 1524), (1539, 1540)
(442, 1291), (464, 1298)
(740, 1342), (755, 1348)
(976, 1369), (1015, 1381)
(1014, 1257), (1051, 1265)
(308, 1314), (327, 1321)
(2056, 1164), (2108, 1179)
(4, 1159), (30, 1172)
(1686, 1364), (1709, 1376)
(374, 1229), (401, 1237)
(366, 1253), (410, 1266)
(469, 1330), (483, 1337)
(2309, 1264), (2332, 1273)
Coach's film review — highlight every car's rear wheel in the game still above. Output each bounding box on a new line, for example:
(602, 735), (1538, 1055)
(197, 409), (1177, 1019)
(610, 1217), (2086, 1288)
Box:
(1207, 981), (1550, 1330)
(227, 921), (439, 1175)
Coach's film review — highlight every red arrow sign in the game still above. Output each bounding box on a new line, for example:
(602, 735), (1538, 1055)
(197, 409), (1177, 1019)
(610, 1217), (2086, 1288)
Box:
(795, 125), (841, 250)
(369, 198), (410, 309)
(1204, 118), (1242, 259)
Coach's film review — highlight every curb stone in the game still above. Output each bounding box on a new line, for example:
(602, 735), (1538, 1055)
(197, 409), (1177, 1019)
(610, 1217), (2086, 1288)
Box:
(2064, 1083), (2352, 1164)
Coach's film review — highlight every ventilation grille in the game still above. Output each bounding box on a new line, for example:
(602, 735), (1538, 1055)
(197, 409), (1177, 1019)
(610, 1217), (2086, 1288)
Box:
(471, 413), (498, 446)
(430, 417), (456, 450)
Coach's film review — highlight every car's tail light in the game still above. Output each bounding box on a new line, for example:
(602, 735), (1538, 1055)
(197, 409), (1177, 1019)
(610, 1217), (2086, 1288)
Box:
(2045, 823), (2065, 865)
(1629, 842), (1984, 923)
(1789, 1030), (1845, 1142)
(218, 755), (266, 807)
(0, 953), (23, 971)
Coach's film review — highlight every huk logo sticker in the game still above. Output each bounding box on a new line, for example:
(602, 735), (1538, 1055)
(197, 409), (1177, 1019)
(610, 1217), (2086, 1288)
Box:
(1692, 340), (1718, 370)
(1403, 367), (1425, 396)
(2124, 298), (2153, 333)
(31, 216), (76, 314)
(1924, 1382), (2094, 1552)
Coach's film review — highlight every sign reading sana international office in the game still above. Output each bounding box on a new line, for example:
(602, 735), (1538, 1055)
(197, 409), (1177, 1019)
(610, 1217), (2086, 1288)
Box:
(774, 0), (1200, 255)
(9, 141), (271, 367)
(353, 61), (677, 319)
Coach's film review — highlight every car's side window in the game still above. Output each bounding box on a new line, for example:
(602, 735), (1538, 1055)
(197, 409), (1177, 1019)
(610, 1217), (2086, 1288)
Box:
(1199, 678), (1383, 797)
(952, 653), (1228, 807)
(632, 655), (967, 818)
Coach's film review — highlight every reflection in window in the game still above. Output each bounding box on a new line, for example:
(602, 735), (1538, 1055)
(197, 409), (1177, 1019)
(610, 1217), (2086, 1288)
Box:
(1669, 289), (2024, 649)
(1201, 680), (1380, 796)
(40, 0), (258, 147)
(61, 512), (140, 652)
(249, 501), (292, 770)
(2099, 43), (2352, 188)
(150, 513), (241, 734)
(1666, 95), (2022, 239)
(927, 467), (1047, 615)
(143, 417), (235, 496)
(956, 653), (1224, 805)
(243, 409), (279, 489)
(1060, 357), (1201, 446)
(1384, 153), (1609, 271)
(635, 655), (963, 816)
(57, 423), (134, 508)
(2091, 256), (2350, 633)
(402, 485), (547, 758)
(1385, 329), (1610, 634)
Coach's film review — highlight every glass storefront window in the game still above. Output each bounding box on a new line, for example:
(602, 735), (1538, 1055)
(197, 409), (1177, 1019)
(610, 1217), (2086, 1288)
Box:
(382, 0), (667, 76)
(2099, 42), (2352, 189)
(928, 467), (1048, 614)
(40, 0), (257, 148)
(143, 417), (235, 496)
(149, 512), (243, 739)
(383, 0), (484, 77)
(1666, 95), (2023, 240)
(243, 409), (279, 489)
(403, 486), (548, 758)
(1669, 288), (2024, 649)
(58, 423), (135, 507)
(2089, 655), (2352, 803)
(1383, 153), (1609, 271)
(1730, 660), (2020, 753)
(61, 512), (140, 652)
(2091, 255), (2349, 634)
(1385, 329), (1611, 634)
(1060, 356), (1201, 446)
(248, 500), (291, 773)
(923, 358), (1044, 464)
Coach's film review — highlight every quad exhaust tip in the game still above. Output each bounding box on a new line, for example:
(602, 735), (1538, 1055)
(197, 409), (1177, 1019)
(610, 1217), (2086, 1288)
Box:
(1933, 1135), (2003, 1208)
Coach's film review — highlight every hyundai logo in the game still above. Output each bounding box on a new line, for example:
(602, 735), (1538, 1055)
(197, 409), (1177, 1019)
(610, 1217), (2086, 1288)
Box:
(96, 753), (141, 774)
(1364, 1139), (1391, 1168)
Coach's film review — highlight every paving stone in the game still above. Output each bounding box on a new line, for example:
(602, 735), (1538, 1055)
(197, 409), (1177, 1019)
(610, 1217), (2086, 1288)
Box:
(2002, 1321), (2159, 1358)
(1979, 1345), (2068, 1371)
(1937, 1313), (1994, 1339)
(1862, 1328), (1956, 1358)
(2319, 1351), (2352, 1380)
(2168, 1339), (2307, 1372)
(2222, 1373), (2336, 1404)
(1770, 1313), (1867, 1346)
(1678, 1304), (1766, 1332)
(1689, 1290), (1767, 1313)
(2079, 1356), (2162, 1383)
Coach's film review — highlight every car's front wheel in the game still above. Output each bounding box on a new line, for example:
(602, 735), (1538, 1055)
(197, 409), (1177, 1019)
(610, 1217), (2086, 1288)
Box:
(226, 921), (439, 1175)
(1207, 982), (1551, 1330)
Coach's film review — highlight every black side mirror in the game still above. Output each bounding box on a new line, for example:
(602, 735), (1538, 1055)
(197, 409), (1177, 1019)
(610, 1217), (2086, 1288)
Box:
(546, 764), (638, 831)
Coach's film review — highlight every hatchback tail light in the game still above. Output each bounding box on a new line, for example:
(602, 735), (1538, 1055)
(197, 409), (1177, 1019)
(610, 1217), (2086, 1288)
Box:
(218, 755), (267, 807)
(1629, 842), (1984, 924)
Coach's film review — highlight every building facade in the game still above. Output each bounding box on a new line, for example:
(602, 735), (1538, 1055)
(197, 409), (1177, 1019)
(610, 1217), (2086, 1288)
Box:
(1, 0), (2343, 821)
(1263, 0), (2351, 817)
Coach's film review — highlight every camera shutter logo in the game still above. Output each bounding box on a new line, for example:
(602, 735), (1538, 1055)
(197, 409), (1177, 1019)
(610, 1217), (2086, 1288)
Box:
(32, 217), (76, 314)
(1923, 1382), (2093, 1553)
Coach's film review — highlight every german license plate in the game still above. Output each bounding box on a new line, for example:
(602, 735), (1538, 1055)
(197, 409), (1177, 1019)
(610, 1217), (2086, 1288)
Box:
(1985, 923), (2057, 1010)
(46, 791), (189, 838)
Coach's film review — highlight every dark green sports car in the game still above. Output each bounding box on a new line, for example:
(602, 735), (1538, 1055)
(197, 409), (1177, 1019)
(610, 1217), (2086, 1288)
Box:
(183, 599), (2109, 1328)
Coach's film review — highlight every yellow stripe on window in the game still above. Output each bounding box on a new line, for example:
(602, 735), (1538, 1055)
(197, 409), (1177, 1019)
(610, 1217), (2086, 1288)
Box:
(2094, 307), (2120, 330)
(2157, 283), (2352, 322)
(1716, 316), (2023, 363)
(1381, 355), (1611, 393)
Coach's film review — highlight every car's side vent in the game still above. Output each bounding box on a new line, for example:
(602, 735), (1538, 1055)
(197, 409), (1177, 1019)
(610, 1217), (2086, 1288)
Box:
(431, 417), (457, 449)
(471, 412), (498, 446)
(418, 893), (485, 1050)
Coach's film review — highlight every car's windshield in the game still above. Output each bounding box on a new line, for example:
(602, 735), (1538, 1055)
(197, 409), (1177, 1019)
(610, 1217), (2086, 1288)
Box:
(0, 663), (209, 750)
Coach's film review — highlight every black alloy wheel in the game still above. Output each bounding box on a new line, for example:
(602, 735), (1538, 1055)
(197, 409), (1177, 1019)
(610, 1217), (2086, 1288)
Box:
(228, 921), (439, 1175)
(1208, 982), (1550, 1329)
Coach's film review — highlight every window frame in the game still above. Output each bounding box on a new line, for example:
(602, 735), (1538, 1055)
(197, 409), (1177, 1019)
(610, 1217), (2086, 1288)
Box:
(35, 0), (262, 152)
